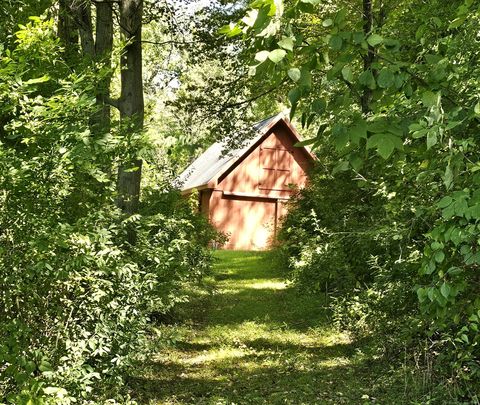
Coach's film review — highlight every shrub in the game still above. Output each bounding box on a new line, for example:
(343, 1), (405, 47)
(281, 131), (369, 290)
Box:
(0, 19), (220, 403)
(277, 169), (386, 295)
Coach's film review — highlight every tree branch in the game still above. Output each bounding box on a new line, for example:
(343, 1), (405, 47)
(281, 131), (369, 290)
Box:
(218, 79), (286, 113)
(141, 39), (196, 46)
(104, 96), (122, 110)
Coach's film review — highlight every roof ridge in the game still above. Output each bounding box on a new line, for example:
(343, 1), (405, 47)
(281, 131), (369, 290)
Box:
(177, 112), (290, 193)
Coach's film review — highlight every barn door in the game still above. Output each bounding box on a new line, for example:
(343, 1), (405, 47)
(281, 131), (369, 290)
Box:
(258, 137), (293, 190)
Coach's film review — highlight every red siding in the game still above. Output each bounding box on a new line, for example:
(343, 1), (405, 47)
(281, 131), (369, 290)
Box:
(207, 121), (313, 250)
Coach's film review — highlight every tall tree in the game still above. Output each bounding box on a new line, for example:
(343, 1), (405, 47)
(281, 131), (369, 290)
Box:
(93, 1), (113, 132)
(56, 0), (144, 232)
(116, 0), (144, 219)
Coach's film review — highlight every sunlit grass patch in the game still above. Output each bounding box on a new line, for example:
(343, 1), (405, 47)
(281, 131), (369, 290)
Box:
(183, 347), (251, 365)
(242, 280), (287, 290)
(131, 250), (414, 405)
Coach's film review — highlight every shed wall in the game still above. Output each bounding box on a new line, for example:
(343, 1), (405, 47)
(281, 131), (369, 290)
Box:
(207, 122), (312, 250)
(209, 191), (277, 250)
(217, 123), (311, 198)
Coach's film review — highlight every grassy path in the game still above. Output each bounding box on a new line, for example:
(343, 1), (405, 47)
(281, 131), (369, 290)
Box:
(131, 251), (405, 404)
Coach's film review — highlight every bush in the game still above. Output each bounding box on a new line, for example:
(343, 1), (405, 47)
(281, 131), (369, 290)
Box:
(275, 163), (430, 379)
(0, 19), (220, 404)
(276, 155), (480, 397)
(277, 169), (387, 296)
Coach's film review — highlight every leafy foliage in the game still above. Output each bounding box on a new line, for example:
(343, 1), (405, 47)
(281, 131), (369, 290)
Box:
(278, 168), (383, 294)
(0, 19), (220, 403)
(226, 0), (480, 398)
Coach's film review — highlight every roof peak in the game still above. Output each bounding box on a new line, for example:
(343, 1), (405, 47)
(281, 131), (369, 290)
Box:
(176, 113), (302, 193)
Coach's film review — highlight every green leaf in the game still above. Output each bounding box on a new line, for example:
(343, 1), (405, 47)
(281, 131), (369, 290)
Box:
(311, 98), (327, 114)
(409, 123), (424, 132)
(404, 83), (413, 97)
(434, 250), (445, 263)
(353, 32), (364, 44)
(268, 49), (287, 63)
(39, 360), (53, 372)
(426, 131), (437, 149)
(329, 35), (343, 51)
(437, 196), (453, 208)
(409, 122), (429, 139)
(322, 18), (333, 27)
(332, 160), (349, 174)
(253, 6), (269, 28)
(384, 38), (400, 50)
(287, 68), (301, 82)
(299, 67), (312, 89)
(359, 70), (376, 90)
(242, 9), (258, 27)
(288, 87), (301, 106)
(377, 68), (394, 88)
(466, 204), (480, 219)
(24, 75), (50, 85)
(268, 49), (286, 63)
(341, 66), (354, 82)
(367, 120), (388, 133)
(447, 266), (463, 276)
(440, 282), (451, 298)
(367, 34), (383, 47)
(332, 124), (349, 150)
(334, 8), (347, 24)
(422, 91), (439, 107)
(255, 50), (270, 62)
(444, 165), (454, 190)
(474, 102), (480, 115)
(367, 133), (403, 159)
(301, 112), (307, 128)
(301, 0), (322, 4)
(349, 120), (367, 144)
(218, 23), (242, 37)
(44, 386), (68, 396)
(449, 16), (466, 29)
(278, 37), (294, 51)
(417, 287), (426, 302)
(349, 154), (364, 170)
(412, 129), (428, 139)
(295, 138), (316, 147)
(306, 113), (316, 128)
(298, 2), (315, 13)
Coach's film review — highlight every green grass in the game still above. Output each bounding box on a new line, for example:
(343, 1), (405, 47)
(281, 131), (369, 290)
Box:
(129, 251), (420, 404)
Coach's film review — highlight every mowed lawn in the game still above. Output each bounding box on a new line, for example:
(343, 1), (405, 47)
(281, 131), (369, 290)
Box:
(130, 251), (413, 404)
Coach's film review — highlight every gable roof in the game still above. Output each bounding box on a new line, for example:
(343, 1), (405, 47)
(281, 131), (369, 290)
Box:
(177, 113), (314, 193)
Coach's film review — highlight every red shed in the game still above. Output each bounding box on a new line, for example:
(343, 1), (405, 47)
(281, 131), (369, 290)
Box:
(178, 113), (315, 250)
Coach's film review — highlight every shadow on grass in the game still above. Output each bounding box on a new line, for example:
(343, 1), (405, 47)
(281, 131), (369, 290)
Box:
(130, 251), (410, 404)
(245, 337), (356, 357)
(130, 355), (401, 405)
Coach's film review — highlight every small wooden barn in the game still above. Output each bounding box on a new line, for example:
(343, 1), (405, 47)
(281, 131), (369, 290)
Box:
(178, 113), (315, 250)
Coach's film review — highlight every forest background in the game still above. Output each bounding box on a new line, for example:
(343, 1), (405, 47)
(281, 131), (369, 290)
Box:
(1, 0), (480, 403)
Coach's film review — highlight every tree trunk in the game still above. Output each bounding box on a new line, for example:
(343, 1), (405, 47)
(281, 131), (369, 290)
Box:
(117, 0), (144, 230)
(57, 0), (144, 241)
(361, 0), (374, 114)
(57, 0), (79, 54)
(73, 0), (95, 57)
(93, 1), (114, 132)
